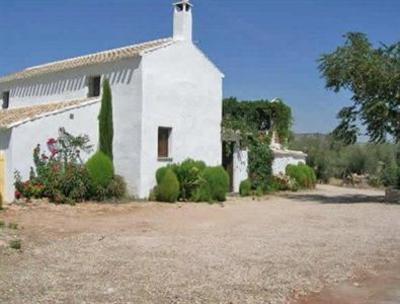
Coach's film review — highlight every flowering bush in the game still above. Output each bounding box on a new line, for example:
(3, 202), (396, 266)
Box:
(14, 128), (126, 204)
(14, 171), (45, 200)
(14, 129), (93, 204)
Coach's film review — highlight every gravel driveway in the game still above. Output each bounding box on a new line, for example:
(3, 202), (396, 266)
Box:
(0, 185), (399, 304)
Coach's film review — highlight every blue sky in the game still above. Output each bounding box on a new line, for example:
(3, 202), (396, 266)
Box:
(1, 0), (399, 134)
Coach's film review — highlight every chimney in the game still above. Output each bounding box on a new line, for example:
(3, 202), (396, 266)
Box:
(173, 0), (193, 41)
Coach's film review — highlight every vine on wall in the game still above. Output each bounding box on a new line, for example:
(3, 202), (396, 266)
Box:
(222, 97), (293, 191)
(222, 97), (293, 146)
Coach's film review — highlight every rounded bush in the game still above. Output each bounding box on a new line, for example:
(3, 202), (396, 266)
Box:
(286, 164), (316, 189)
(174, 159), (206, 200)
(156, 169), (180, 203)
(86, 152), (114, 188)
(202, 166), (230, 202)
(239, 179), (252, 197)
(156, 166), (169, 184)
(191, 182), (212, 202)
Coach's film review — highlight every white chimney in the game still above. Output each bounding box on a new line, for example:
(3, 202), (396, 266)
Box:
(173, 0), (193, 41)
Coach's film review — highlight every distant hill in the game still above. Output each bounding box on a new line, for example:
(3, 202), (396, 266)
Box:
(293, 133), (330, 140)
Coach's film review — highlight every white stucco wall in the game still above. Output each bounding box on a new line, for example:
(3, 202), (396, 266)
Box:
(272, 152), (306, 176)
(0, 57), (144, 200)
(140, 41), (223, 197)
(0, 42), (224, 200)
(0, 130), (12, 201)
(232, 148), (248, 193)
(4, 103), (99, 201)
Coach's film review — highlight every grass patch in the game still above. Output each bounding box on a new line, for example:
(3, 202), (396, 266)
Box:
(9, 239), (22, 250)
(8, 222), (18, 230)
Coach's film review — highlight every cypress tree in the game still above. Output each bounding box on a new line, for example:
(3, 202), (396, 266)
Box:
(98, 79), (114, 160)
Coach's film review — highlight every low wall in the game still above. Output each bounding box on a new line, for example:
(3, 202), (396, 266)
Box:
(272, 149), (307, 176)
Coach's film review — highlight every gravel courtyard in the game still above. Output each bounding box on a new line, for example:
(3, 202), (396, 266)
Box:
(1, 185), (399, 304)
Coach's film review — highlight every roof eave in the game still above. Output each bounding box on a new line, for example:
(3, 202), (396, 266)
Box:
(2, 98), (101, 130)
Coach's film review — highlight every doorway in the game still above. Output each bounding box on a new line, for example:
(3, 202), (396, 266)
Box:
(222, 142), (234, 192)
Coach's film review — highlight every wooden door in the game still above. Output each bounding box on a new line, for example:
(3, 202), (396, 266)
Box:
(0, 152), (6, 201)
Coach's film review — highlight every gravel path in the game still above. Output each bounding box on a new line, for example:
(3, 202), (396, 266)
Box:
(0, 185), (399, 304)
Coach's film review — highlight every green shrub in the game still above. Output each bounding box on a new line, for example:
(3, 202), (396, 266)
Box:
(191, 182), (212, 202)
(86, 152), (114, 188)
(255, 186), (264, 197)
(380, 163), (399, 188)
(0, 220), (5, 228)
(239, 179), (252, 196)
(9, 239), (21, 250)
(155, 161), (229, 203)
(157, 159), (206, 201)
(202, 166), (229, 202)
(106, 175), (127, 199)
(60, 164), (91, 202)
(156, 166), (169, 184)
(8, 222), (18, 230)
(173, 159), (206, 200)
(248, 137), (273, 192)
(149, 187), (158, 201)
(156, 169), (180, 203)
(286, 164), (316, 189)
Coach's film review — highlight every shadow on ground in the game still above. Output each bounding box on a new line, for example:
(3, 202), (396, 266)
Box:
(283, 193), (385, 204)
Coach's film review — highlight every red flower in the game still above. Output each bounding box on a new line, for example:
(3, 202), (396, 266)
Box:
(15, 190), (21, 199)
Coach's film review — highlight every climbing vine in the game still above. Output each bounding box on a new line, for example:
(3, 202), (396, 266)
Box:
(222, 97), (293, 192)
(222, 97), (293, 146)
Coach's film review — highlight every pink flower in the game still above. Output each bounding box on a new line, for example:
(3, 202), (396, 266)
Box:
(47, 138), (58, 157)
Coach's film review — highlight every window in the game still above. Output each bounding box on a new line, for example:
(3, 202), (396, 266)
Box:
(176, 3), (190, 12)
(87, 75), (101, 97)
(2, 91), (9, 109)
(158, 127), (172, 159)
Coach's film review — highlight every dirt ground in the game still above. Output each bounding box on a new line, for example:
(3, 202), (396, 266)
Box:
(0, 185), (399, 304)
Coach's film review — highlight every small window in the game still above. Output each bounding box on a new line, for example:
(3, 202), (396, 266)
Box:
(158, 127), (172, 159)
(2, 91), (9, 109)
(87, 76), (101, 97)
(176, 3), (190, 12)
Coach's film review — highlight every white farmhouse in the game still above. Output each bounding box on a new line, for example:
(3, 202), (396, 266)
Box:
(0, 0), (224, 202)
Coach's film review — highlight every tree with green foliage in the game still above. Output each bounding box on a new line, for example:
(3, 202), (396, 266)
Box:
(98, 79), (114, 160)
(319, 32), (400, 144)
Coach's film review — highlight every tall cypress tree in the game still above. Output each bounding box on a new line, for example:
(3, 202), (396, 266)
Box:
(98, 79), (114, 160)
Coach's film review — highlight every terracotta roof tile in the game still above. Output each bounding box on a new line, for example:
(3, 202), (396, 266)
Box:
(0, 38), (173, 84)
(0, 98), (99, 129)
